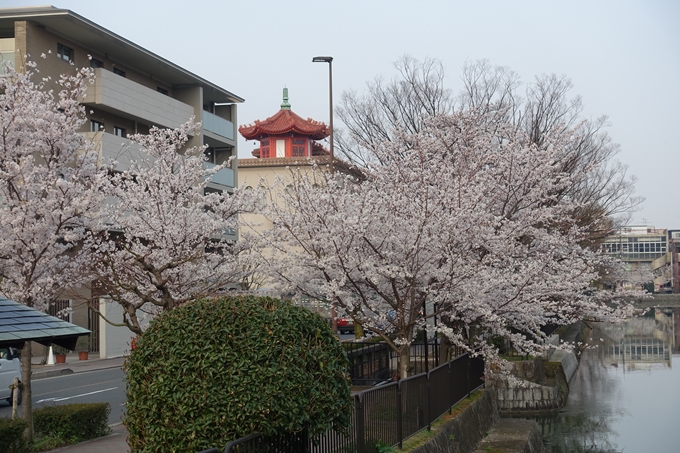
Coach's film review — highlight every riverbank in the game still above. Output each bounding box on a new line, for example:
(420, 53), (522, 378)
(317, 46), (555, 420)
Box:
(632, 293), (680, 308)
(408, 391), (544, 453)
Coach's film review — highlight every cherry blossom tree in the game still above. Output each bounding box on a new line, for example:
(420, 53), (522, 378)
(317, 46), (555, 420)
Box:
(337, 57), (641, 243)
(0, 63), (104, 438)
(260, 110), (641, 378)
(88, 121), (253, 335)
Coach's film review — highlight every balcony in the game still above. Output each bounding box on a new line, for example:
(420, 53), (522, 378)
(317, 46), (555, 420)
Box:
(203, 162), (235, 188)
(83, 68), (194, 129)
(202, 111), (234, 141)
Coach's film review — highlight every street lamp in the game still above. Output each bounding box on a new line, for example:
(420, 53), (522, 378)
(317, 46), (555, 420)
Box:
(312, 56), (334, 174)
(313, 56), (337, 333)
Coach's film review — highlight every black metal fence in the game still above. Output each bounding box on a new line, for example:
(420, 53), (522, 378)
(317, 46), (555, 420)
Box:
(204, 352), (484, 453)
(344, 339), (469, 385)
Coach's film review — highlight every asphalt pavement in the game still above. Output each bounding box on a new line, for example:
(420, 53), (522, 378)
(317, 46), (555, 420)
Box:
(30, 352), (130, 453)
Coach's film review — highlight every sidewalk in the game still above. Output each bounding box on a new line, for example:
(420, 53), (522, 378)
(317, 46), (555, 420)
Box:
(31, 352), (130, 452)
(32, 351), (126, 380)
(46, 423), (129, 453)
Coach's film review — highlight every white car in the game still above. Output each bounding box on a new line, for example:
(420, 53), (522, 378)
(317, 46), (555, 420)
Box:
(0, 347), (22, 406)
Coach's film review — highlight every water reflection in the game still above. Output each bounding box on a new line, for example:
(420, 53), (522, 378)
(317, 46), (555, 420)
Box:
(524, 307), (680, 453)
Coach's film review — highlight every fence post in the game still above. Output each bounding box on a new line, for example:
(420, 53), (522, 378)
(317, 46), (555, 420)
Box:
(448, 360), (453, 415)
(396, 380), (403, 449)
(426, 372), (432, 431)
(355, 394), (365, 453)
(466, 354), (472, 398)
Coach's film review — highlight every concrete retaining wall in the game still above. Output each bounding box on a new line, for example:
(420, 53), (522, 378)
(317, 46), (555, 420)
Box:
(411, 391), (498, 453)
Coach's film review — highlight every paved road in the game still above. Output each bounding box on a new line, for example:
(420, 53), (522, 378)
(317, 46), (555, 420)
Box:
(0, 368), (126, 425)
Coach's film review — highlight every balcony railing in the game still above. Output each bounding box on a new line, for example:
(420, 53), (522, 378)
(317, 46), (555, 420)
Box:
(203, 162), (235, 188)
(202, 111), (234, 141)
(84, 131), (144, 172)
(0, 51), (15, 69)
(83, 68), (195, 130)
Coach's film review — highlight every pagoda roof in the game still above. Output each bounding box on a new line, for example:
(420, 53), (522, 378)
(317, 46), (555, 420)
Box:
(239, 88), (329, 140)
(239, 109), (330, 140)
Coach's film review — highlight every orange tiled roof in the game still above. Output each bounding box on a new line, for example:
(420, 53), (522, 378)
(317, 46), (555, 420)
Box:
(239, 109), (330, 140)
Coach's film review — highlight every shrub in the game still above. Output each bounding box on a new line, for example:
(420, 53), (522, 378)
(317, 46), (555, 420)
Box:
(34, 403), (111, 441)
(0, 417), (30, 453)
(124, 296), (352, 453)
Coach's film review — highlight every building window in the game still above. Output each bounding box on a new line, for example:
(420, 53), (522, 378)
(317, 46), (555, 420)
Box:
(90, 120), (103, 132)
(90, 58), (103, 68)
(157, 87), (169, 95)
(57, 44), (73, 62)
(114, 126), (126, 137)
(261, 147), (270, 158)
(292, 146), (305, 157)
(113, 67), (126, 77)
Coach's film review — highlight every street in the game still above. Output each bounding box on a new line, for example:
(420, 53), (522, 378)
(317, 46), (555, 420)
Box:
(0, 368), (126, 425)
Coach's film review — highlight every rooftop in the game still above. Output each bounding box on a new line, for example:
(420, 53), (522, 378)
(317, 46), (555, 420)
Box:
(0, 5), (243, 105)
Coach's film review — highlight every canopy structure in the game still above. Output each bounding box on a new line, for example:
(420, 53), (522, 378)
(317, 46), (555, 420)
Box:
(0, 297), (90, 350)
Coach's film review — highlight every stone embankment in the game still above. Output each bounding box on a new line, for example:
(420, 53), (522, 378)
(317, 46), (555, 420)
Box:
(491, 322), (584, 414)
(493, 349), (578, 412)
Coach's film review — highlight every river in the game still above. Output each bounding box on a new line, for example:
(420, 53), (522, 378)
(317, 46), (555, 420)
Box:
(525, 307), (680, 452)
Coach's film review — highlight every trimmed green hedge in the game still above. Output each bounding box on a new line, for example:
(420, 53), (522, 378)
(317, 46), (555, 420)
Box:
(34, 403), (111, 441)
(0, 417), (30, 453)
(124, 296), (352, 453)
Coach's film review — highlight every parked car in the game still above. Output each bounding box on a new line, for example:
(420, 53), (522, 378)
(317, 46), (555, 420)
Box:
(337, 317), (355, 335)
(0, 347), (22, 406)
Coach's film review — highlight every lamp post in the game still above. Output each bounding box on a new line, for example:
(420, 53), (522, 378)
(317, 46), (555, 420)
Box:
(312, 56), (334, 174)
(312, 56), (337, 333)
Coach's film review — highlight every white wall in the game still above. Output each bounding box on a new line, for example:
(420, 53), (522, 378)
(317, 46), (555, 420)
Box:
(99, 298), (135, 358)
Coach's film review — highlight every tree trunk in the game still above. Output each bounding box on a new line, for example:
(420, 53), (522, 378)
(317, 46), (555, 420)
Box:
(398, 346), (410, 380)
(354, 322), (364, 339)
(20, 342), (33, 442)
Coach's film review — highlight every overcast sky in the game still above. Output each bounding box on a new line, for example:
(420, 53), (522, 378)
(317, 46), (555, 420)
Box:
(8, 0), (680, 227)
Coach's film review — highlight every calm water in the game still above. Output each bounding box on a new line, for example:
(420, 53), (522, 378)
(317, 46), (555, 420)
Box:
(526, 307), (680, 453)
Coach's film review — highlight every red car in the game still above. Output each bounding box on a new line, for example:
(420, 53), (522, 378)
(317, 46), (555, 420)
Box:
(336, 317), (355, 334)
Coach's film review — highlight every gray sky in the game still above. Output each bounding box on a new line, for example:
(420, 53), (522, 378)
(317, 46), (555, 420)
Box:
(9, 0), (680, 227)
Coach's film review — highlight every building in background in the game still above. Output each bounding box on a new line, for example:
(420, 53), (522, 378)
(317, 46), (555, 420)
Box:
(237, 90), (361, 324)
(238, 88), (360, 234)
(0, 6), (243, 357)
(668, 230), (680, 293)
(602, 226), (672, 292)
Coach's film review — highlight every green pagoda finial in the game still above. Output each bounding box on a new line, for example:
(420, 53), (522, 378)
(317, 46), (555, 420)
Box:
(281, 87), (291, 110)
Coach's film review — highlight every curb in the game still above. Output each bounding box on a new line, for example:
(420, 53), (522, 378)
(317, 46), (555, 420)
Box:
(32, 368), (74, 379)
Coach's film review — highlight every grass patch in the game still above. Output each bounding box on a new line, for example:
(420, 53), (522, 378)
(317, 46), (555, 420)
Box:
(398, 390), (484, 452)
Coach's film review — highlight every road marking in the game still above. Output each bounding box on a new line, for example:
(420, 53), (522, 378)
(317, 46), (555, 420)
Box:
(33, 376), (122, 397)
(36, 387), (118, 403)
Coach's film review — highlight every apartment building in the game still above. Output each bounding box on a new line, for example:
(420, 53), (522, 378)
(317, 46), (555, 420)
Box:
(0, 6), (242, 193)
(0, 6), (244, 357)
(602, 226), (672, 292)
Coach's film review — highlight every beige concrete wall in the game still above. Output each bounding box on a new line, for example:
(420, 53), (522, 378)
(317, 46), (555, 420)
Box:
(174, 85), (203, 149)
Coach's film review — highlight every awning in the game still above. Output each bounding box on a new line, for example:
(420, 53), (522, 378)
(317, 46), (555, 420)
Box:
(0, 297), (90, 350)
